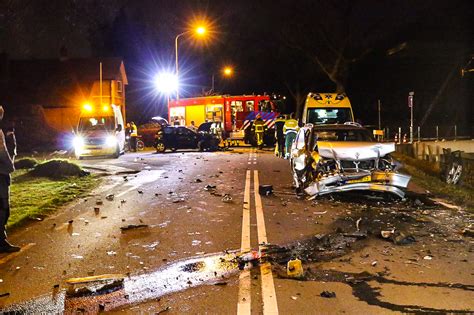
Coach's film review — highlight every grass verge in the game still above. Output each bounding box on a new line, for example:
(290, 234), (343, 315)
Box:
(8, 169), (101, 228)
(394, 153), (474, 210)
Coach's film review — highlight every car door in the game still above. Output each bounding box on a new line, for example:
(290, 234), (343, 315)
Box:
(291, 126), (311, 172)
(183, 128), (199, 148)
(176, 127), (198, 149)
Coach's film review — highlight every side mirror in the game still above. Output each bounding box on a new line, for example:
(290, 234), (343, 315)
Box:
(116, 124), (123, 132)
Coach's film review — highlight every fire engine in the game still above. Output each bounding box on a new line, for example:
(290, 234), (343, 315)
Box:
(168, 94), (279, 145)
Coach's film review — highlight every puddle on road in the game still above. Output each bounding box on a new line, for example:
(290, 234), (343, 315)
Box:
(0, 252), (238, 314)
(121, 170), (165, 186)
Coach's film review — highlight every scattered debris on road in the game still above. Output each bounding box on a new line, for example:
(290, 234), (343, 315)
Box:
(259, 185), (273, 196)
(106, 194), (114, 201)
(120, 224), (149, 231)
(222, 194), (233, 203)
(236, 250), (262, 270)
(156, 306), (171, 314)
(287, 258), (304, 278)
(320, 291), (336, 298)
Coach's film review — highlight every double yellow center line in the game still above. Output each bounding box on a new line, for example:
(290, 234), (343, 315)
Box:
(237, 167), (279, 314)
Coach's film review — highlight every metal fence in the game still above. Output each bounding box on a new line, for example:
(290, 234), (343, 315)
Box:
(383, 125), (472, 142)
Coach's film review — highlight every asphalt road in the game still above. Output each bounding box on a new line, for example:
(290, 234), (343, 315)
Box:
(0, 148), (473, 314)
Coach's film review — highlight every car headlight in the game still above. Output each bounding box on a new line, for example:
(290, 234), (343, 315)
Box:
(73, 136), (84, 150)
(105, 135), (117, 147)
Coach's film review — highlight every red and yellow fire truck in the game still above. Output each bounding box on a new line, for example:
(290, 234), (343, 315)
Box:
(168, 94), (279, 144)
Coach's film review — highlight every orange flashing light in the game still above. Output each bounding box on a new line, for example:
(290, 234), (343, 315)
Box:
(83, 103), (93, 112)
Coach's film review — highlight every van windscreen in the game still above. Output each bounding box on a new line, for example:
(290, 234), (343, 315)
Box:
(79, 116), (115, 131)
(307, 108), (353, 125)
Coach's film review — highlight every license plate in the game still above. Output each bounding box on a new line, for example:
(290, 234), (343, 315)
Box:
(347, 175), (371, 184)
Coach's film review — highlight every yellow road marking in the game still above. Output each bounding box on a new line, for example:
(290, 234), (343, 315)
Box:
(0, 243), (36, 265)
(254, 170), (279, 315)
(237, 170), (252, 315)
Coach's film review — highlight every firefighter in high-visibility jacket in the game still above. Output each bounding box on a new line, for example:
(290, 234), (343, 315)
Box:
(252, 114), (267, 149)
(283, 113), (299, 159)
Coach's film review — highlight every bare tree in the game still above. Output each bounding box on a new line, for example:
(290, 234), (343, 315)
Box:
(279, 0), (411, 93)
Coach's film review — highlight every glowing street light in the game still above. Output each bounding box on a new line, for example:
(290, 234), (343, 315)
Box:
(211, 66), (234, 92)
(175, 23), (208, 100)
(196, 26), (206, 36)
(223, 66), (233, 77)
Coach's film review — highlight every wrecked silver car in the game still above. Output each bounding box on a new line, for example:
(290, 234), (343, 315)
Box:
(290, 123), (411, 198)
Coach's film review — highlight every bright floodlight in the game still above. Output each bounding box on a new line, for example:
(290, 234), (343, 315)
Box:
(155, 72), (178, 94)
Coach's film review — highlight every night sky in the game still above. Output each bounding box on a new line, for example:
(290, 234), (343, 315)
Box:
(0, 0), (472, 136)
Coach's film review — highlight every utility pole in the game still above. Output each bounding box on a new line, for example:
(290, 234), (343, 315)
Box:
(99, 62), (103, 106)
(408, 91), (414, 143)
(377, 99), (381, 130)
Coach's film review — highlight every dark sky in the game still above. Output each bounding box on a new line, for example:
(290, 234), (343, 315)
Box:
(1, 0), (472, 134)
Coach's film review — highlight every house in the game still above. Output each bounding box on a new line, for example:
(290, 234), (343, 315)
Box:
(0, 55), (128, 134)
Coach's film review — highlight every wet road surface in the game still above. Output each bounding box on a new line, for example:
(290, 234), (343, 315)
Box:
(0, 148), (473, 314)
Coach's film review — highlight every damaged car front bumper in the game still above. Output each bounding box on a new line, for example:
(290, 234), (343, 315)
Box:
(304, 171), (411, 198)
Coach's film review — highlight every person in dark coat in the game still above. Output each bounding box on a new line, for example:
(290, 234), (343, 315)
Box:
(0, 106), (20, 253)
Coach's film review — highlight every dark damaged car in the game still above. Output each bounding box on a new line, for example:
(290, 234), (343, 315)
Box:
(290, 123), (411, 198)
(155, 123), (221, 153)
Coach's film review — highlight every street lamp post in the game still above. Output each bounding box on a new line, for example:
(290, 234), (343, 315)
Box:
(175, 32), (187, 101)
(174, 26), (206, 100)
(408, 91), (414, 143)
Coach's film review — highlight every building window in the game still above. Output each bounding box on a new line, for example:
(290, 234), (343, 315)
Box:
(117, 81), (123, 93)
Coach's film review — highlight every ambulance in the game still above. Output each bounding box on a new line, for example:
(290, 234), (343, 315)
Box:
(302, 93), (354, 125)
(73, 103), (126, 159)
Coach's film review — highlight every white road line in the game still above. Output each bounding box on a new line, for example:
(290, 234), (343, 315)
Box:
(116, 185), (139, 197)
(237, 170), (252, 315)
(0, 243), (36, 265)
(254, 170), (279, 315)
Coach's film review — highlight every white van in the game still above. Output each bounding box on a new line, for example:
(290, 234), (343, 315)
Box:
(73, 104), (125, 159)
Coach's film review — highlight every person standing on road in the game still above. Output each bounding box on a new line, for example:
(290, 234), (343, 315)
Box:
(252, 114), (267, 149)
(283, 113), (299, 159)
(125, 123), (132, 150)
(0, 106), (20, 253)
(130, 121), (138, 152)
(188, 121), (197, 132)
(274, 115), (286, 158)
(4, 124), (16, 161)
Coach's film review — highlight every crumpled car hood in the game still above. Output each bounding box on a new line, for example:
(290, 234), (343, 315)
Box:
(317, 141), (395, 160)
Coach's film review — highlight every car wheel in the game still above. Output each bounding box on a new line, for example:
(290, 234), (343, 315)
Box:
(137, 140), (145, 151)
(155, 142), (166, 153)
(113, 145), (120, 158)
(197, 140), (205, 152)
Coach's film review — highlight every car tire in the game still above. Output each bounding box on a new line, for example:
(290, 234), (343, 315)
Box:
(113, 145), (120, 158)
(155, 142), (166, 153)
(137, 140), (144, 151)
(198, 140), (205, 152)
